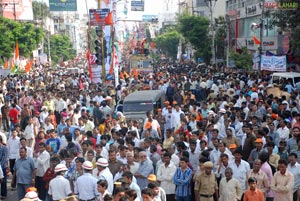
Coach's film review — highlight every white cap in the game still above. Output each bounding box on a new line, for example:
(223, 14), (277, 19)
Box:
(82, 161), (93, 170)
(219, 108), (226, 113)
(54, 164), (67, 173)
(96, 158), (108, 167)
(24, 191), (41, 201)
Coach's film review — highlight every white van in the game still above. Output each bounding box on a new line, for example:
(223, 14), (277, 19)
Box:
(271, 72), (300, 86)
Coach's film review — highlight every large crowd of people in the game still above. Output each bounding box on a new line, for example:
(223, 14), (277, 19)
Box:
(0, 62), (299, 201)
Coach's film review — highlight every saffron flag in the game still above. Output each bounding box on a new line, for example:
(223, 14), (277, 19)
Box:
(25, 60), (33, 73)
(14, 41), (20, 67)
(86, 49), (93, 80)
(105, 12), (113, 25)
(252, 36), (261, 45)
(94, 11), (101, 22)
(109, 47), (115, 75)
(3, 61), (8, 69)
(133, 67), (138, 78)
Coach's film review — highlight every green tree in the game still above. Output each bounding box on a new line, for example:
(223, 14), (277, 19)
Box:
(214, 16), (227, 59)
(177, 14), (210, 62)
(32, 0), (50, 21)
(229, 47), (253, 69)
(154, 30), (180, 60)
(270, 8), (300, 56)
(45, 34), (76, 64)
(0, 17), (43, 60)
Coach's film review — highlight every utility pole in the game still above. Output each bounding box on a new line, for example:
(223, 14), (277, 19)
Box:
(13, 2), (16, 20)
(191, 0), (194, 15)
(48, 26), (51, 62)
(258, 0), (265, 76)
(225, 14), (230, 68)
(208, 0), (216, 65)
(97, 0), (106, 84)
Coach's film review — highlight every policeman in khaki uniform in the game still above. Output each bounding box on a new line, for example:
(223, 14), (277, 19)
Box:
(194, 161), (218, 201)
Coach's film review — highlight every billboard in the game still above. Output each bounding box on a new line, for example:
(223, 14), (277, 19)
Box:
(2, 0), (33, 21)
(131, 0), (144, 11)
(89, 8), (110, 26)
(49, 0), (77, 11)
(260, 55), (287, 71)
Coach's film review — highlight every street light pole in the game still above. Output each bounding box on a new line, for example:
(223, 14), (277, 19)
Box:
(258, 0), (265, 76)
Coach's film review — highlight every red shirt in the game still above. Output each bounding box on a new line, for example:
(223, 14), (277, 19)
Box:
(8, 108), (19, 123)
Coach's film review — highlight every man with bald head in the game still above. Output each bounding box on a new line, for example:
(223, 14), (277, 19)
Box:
(134, 151), (154, 189)
(247, 159), (269, 194)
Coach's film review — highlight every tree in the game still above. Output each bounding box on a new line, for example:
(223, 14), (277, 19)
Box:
(0, 17), (43, 60)
(154, 30), (180, 60)
(32, 1), (50, 21)
(45, 34), (76, 64)
(270, 8), (300, 56)
(177, 14), (211, 62)
(214, 16), (227, 60)
(229, 47), (253, 69)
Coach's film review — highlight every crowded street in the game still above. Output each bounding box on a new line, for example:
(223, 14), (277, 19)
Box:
(1, 0), (300, 201)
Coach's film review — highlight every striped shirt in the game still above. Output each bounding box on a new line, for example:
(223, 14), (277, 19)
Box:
(173, 166), (192, 197)
(0, 145), (8, 168)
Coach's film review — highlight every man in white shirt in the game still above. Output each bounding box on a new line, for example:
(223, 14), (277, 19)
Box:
(19, 138), (33, 159)
(156, 152), (176, 200)
(168, 145), (179, 167)
(34, 142), (50, 200)
(171, 104), (184, 131)
(92, 158), (114, 194)
(276, 119), (290, 142)
(7, 130), (20, 174)
(229, 148), (250, 192)
(48, 164), (72, 201)
(287, 152), (300, 200)
(126, 151), (139, 174)
(123, 171), (142, 200)
(23, 117), (36, 149)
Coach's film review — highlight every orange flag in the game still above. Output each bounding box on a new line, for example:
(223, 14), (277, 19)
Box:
(120, 71), (124, 79)
(252, 36), (261, 45)
(14, 41), (20, 66)
(25, 60), (33, 73)
(86, 49), (93, 80)
(150, 42), (156, 49)
(3, 60), (8, 69)
(94, 11), (101, 22)
(133, 67), (138, 78)
(105, 12), (113, 25)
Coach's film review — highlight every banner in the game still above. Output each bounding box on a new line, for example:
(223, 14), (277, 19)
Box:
(89, 9), (110, 26)
(49, 0), (77, 11)
(131, 0), (144, 11)
(261, 55), (286, 71)
(2, 0), (33, 21)
(91, 64), (102, 83)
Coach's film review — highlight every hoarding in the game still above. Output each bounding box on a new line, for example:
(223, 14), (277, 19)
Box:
(89, 8), (110, 26)
(49, 0), (77, 11)
(131, 0), (144, 11)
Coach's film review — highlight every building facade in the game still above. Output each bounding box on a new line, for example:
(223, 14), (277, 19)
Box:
(226, 0), (284, 54)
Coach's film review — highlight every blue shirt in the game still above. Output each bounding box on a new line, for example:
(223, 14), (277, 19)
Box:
(136, 159), (154, 189)
(46, 138), (61, 154)
(0, 145), (8, 168)
(14, 157), (35, 184)
(68, 126), (79, 140)
(268, 131), (279, 146)
(57, 123), (67, 137)
(75, 173), (99, 200)
(173, 167), (192, 197)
